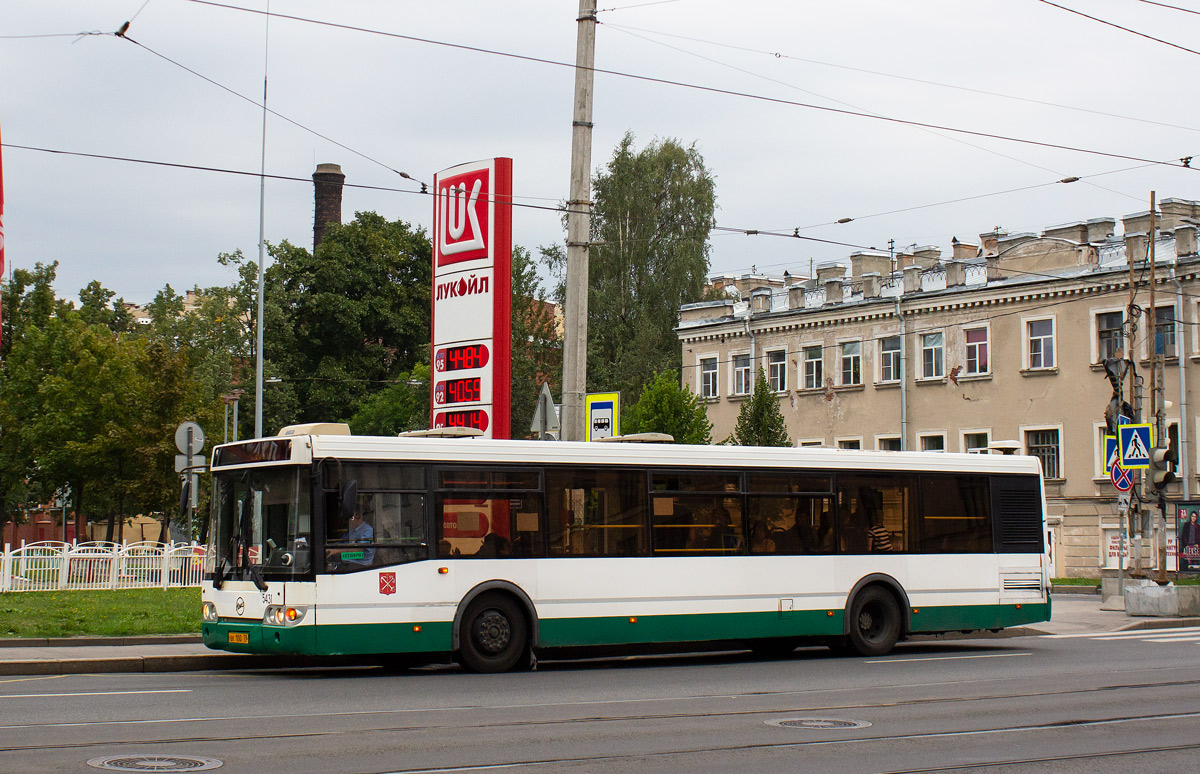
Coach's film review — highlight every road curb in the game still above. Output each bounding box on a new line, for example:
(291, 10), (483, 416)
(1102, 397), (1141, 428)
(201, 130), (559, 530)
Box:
(0, 635), (202, 649)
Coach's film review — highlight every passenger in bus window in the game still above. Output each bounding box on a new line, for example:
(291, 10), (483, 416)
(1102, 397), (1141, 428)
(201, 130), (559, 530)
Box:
(478, 532), (511, 558)
(867, 513), (894, 552)
(840, 498), (869, 553)
(750, 520), (775, 553)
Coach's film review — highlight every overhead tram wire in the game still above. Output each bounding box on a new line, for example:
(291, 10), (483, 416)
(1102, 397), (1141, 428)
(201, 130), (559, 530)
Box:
(603, 23), (1142, 202)
(3, 154), (1187, 364)
(679, 265), (1200, 379)
(183, 0), (1198, 173)
(609, 24), (1132, 199)
(600, 22), (1200, 136)
(0, 31), (109, 39)
(117, 33), (429, 191)
(1137, 0), (1200, 17)
(1036, 0), (1200, 57)
(13, 141), (1198, 290)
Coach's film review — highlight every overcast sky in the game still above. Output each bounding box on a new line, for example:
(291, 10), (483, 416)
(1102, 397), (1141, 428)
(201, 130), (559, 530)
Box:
(4, 0), (1200, 304)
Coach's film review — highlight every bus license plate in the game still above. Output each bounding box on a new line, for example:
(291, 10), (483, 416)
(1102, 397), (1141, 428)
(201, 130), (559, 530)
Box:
(228, 632), (249, 644)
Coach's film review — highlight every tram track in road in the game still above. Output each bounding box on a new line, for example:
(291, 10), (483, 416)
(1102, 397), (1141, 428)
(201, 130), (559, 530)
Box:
(325, 720), (1200, 774)
(6, 708), (1199, 773)
(1, 675), (1198, 748)
(0, 730), (338, 754)
(876, 742), (1200, 773)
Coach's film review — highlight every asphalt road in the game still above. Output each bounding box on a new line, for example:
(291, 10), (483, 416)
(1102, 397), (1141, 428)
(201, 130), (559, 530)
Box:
(2, 628), (1199, 774)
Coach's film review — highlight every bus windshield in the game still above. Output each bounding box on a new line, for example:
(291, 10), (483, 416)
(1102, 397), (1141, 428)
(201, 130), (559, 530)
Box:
(210, 467), (312, 583)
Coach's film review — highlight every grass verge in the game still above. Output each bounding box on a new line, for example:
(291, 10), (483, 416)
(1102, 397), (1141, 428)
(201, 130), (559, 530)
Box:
(1053, 576), (1199, 586)
(0, 588), (201, 638)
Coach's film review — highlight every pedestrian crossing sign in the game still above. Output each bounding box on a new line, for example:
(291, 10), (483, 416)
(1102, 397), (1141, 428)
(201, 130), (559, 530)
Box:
(1118, 423), (1153, 469)
(1103, 435), (1119, 476)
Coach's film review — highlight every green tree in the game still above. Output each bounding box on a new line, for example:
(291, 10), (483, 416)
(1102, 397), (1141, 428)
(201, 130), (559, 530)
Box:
(732, 370), (790, 447)
(510, 246), (561, 437)
(624, 370), (712, 444)
(0, 263), (66, 532)
(348, 364), (431, 436)
(269, 212), (432, 424)
(543, 132), (717, 406)
(78, 280), (135, 334)
(0, 262), (66, 361)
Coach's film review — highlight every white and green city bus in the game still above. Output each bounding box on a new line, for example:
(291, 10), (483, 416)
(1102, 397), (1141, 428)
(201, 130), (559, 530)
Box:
(201, 424), (1050, 672)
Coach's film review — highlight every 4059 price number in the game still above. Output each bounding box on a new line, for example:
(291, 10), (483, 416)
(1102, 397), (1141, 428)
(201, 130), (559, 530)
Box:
(434, 377), (482, 405)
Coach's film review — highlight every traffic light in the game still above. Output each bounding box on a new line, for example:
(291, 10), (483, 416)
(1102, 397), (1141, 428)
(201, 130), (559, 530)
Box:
(1150, 445), (1177, 490)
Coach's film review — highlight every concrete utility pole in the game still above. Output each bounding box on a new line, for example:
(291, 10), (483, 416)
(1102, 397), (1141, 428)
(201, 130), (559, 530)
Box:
(1148, 193), (1170, 583)
(561, 0), (597, 442)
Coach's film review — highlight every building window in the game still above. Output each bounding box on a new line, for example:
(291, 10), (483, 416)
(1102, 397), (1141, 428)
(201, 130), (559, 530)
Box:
(1097, 311), (1124, 361)
(1028, 319), (1055, 369)
(840, 341), (862, 386)
(964, 327), (988, 375)
(733, 353), (751, 396)
(838, 438), (861, 450)
(767, 349), (787, 392)
(803, 346), (823, 390)
(700, 358), (718, 399)
(798, 439), (824, 448)
(1155, 306), (1176, 356)
(920, 434), (945, 452)
(877, 436), (902, 451)
(1026, 428), (1061, 479)
(963, 431), (990, 454)
(921, 332), (944, 379)
(880, 336), (901, 383)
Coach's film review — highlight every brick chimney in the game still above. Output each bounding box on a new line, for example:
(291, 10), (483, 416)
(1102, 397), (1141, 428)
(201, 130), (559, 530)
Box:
(313, 163), (346, 252)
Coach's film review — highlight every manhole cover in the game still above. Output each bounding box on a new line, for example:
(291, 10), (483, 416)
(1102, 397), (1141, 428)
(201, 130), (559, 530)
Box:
(768, 718), (872, 730)
(87, 756), (223, 772)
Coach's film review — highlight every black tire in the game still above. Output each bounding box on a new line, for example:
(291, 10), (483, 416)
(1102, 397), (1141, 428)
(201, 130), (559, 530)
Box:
(458, 593), (529, 673)
(844, 586), (901, 657)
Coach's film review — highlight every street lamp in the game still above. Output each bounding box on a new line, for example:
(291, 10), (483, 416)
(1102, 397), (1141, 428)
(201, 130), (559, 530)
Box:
(221, 389), (246, 444)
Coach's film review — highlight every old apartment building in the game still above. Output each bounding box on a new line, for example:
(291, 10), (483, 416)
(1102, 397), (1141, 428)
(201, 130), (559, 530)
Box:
(677, 198), (1200, 578)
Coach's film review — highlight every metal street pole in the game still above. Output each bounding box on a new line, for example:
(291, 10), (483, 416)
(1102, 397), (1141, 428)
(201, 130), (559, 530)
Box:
(254, 2), (271, 440)
(560, 0), (597, 442)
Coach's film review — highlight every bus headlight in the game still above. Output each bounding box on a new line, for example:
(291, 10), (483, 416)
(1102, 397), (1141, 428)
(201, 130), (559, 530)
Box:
(264, 605), (306, 626)
(202, 602), (218, 622)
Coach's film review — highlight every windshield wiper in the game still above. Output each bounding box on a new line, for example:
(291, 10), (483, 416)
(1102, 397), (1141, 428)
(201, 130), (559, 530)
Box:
(213, 558), (229, 589)
(247, 563), (268, 592)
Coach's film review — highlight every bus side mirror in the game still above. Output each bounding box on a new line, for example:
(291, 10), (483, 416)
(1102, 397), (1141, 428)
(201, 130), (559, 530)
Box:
(341, 480), (358, 521)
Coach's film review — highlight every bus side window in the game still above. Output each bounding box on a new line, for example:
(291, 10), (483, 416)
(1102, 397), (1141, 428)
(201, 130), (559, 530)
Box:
(919, 475), (992, 552)
(546, 468), (648, 557)
(836, 474), (914, 554)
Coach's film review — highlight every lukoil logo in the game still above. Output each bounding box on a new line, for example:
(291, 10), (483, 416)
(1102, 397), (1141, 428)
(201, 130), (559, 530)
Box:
(437, 170), (490, 264)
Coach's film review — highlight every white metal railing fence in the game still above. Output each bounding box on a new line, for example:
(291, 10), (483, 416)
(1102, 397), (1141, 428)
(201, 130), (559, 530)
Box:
(0, 541), (206, 592)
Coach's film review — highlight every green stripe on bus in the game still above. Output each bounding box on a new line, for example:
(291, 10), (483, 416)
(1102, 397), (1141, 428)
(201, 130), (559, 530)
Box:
(539, 609), (844, 647)
(202, 601), (1050, 657)
(908, 602), (1051, 633)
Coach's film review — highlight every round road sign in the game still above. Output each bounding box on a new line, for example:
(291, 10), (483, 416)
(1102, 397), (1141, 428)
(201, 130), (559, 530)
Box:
(1111, 463), (1134, 492)
(175, 421), (205, 454)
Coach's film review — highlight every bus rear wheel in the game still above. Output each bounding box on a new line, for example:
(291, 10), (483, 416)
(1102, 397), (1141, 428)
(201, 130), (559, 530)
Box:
(843, 586), (901, 657)
(458, 593), (529, 673)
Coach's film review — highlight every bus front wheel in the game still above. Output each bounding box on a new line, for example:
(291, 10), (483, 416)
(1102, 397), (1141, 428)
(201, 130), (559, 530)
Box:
(458, 593), (529, 673)
(843, 586), (901, 657)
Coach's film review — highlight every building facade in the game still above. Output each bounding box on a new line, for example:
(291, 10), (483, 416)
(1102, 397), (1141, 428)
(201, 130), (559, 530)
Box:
(678, 198), (1200, 578)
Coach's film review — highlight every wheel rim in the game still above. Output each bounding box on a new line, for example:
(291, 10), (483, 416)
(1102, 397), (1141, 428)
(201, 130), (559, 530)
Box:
(472, 609), (512, 656)
(857, 601), (884, 642)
